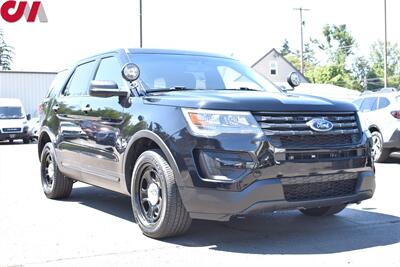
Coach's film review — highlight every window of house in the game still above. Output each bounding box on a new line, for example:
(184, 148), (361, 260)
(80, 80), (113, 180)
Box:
(269, 61), (278, 75)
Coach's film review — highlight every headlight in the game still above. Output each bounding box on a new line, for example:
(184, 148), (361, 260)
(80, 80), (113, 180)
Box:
(182, 108), (262, 136)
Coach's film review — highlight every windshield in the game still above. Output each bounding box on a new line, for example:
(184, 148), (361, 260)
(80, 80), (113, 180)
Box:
(128, 53), (281, 93)
(0, 107), (23, 119)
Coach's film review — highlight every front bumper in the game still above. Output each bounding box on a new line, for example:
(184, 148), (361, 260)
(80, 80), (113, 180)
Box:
(181, 170), (375, 221)
(0, 132), (29, 141)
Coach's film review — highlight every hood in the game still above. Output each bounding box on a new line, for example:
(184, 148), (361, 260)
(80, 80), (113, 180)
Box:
(143, 90), (357, 112)
(0, 119), (27, 129)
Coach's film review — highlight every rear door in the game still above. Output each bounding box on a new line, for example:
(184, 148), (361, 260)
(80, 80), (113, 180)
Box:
(55, 60), (97, 179)
(78, 55), (128, 187)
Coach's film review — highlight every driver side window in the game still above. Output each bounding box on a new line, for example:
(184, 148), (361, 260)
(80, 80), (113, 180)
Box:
(94, 57), (124, 88)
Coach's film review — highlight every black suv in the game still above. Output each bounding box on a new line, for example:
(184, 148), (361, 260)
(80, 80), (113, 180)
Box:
(38, 49), (375, 238)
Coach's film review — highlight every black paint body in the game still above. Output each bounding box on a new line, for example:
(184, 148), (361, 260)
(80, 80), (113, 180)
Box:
(39, 49), (375, 221)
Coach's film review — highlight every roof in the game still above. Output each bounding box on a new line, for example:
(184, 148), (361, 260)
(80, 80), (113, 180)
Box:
(127, 48), (233, 59)
(78, 48), (234, 63)
(0, 98), (23, 106)
(251, 48), (310, 83)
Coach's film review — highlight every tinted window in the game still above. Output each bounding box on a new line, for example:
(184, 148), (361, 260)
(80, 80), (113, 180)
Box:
(378, 97), (390, 109)
(47, 70), (68, 98)
(94, 57), (123, 87)
(360, 97), (378, 112)
(64, 61), (96, 96)
(129, 53), (281, 93)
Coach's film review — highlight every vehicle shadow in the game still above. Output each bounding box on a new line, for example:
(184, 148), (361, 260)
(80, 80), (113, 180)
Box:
(68, 185), (400, 255)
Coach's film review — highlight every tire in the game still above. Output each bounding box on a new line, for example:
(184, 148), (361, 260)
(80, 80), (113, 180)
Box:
(40, 143), (73, 199)
(9, 139), (13, 144)
(23, 138), (30, 144)
(299, 204), (347, 216)
(131, 149), (192, 239)
(371, 131), (390, 163)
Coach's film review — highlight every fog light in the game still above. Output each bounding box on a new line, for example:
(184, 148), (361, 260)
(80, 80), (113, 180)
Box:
(196, 150), (254, 182)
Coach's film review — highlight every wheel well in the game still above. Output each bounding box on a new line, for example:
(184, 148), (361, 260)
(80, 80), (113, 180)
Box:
(124, 138), (160, 193)
(38, 132), (51, 159)
(369, 126), (380, 133)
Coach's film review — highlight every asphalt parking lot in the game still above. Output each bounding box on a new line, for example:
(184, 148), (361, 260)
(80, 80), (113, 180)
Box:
(0, 142), (399, 267)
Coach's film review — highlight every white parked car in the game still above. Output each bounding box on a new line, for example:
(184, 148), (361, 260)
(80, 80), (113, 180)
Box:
(353, 90), (400, 162)
(0, 98), (32, 144)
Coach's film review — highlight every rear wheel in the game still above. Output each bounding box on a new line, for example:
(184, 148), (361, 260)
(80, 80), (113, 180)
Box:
(40, 143), (73, 199)
(23, 138), (30, 144)
(9, 139), (13, 144)
(371, 131), (390, 163)
(299, 204), (347, 216)
(131, 149), (191, 239)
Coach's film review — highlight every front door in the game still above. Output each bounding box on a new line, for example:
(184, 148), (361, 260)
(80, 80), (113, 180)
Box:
(79, 56), (128, 188)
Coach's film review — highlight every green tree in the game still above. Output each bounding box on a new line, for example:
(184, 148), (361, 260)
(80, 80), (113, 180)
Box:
(351, 56), (370, 90)
(367, 40), (400, 89)
(308, 24), (357, 88)
(280, 39), (291, 56)
(0, 29), (14, 70)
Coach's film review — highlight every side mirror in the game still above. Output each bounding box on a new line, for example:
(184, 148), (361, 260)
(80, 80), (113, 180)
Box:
(287, 72), (301, 88)
(89, 80), (129, 98)
(26, 114), (31, 121)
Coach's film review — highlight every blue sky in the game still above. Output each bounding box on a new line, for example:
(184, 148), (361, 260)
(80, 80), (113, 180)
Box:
(2, 0), (399, 71)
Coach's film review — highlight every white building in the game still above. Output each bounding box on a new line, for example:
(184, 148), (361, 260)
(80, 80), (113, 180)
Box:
(252, 48), (309, 84)
(0, 71), (56, 116)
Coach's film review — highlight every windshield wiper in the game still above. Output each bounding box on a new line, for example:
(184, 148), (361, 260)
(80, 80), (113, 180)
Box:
(146, 86), (197, 93)
(222, 87), (260, 91)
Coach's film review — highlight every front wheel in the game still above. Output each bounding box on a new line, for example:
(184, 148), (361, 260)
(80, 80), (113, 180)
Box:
(40, 143), (73, 199)
(131, 149), (191, 239)
(299, 204), (347, 216)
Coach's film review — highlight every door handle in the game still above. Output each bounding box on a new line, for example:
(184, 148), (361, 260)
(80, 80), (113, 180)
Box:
(52, 104), (60, 113)
(82, 104), (92, 113)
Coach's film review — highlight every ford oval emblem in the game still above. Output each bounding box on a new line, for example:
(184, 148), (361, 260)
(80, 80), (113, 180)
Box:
(306, 118), (334, 132)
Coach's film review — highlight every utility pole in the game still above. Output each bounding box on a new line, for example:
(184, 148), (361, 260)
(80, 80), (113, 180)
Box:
(383, 0), (388, 88)
(294, 7), (310, 74)
(139, 0), (143, 48)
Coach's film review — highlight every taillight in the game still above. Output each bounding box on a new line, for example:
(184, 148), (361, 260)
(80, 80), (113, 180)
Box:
(391, 111), (400, 119)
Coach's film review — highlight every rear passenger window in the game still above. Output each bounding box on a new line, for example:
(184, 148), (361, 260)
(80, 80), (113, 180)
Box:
(63, 61), (96, 96)
(378, 97), (390, 109)
(94, 57), (124, 88)
(360, 97), (378, 112)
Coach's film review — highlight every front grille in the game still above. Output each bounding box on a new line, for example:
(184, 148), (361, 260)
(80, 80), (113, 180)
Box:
(2, 128), (22, 133)
(281, 173), (358, 202)
(252, 112), (361, 148)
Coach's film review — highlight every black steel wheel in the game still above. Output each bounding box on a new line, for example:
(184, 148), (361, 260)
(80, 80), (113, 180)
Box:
(131, 149), (191, 239)
(40, 143), (73, 199)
